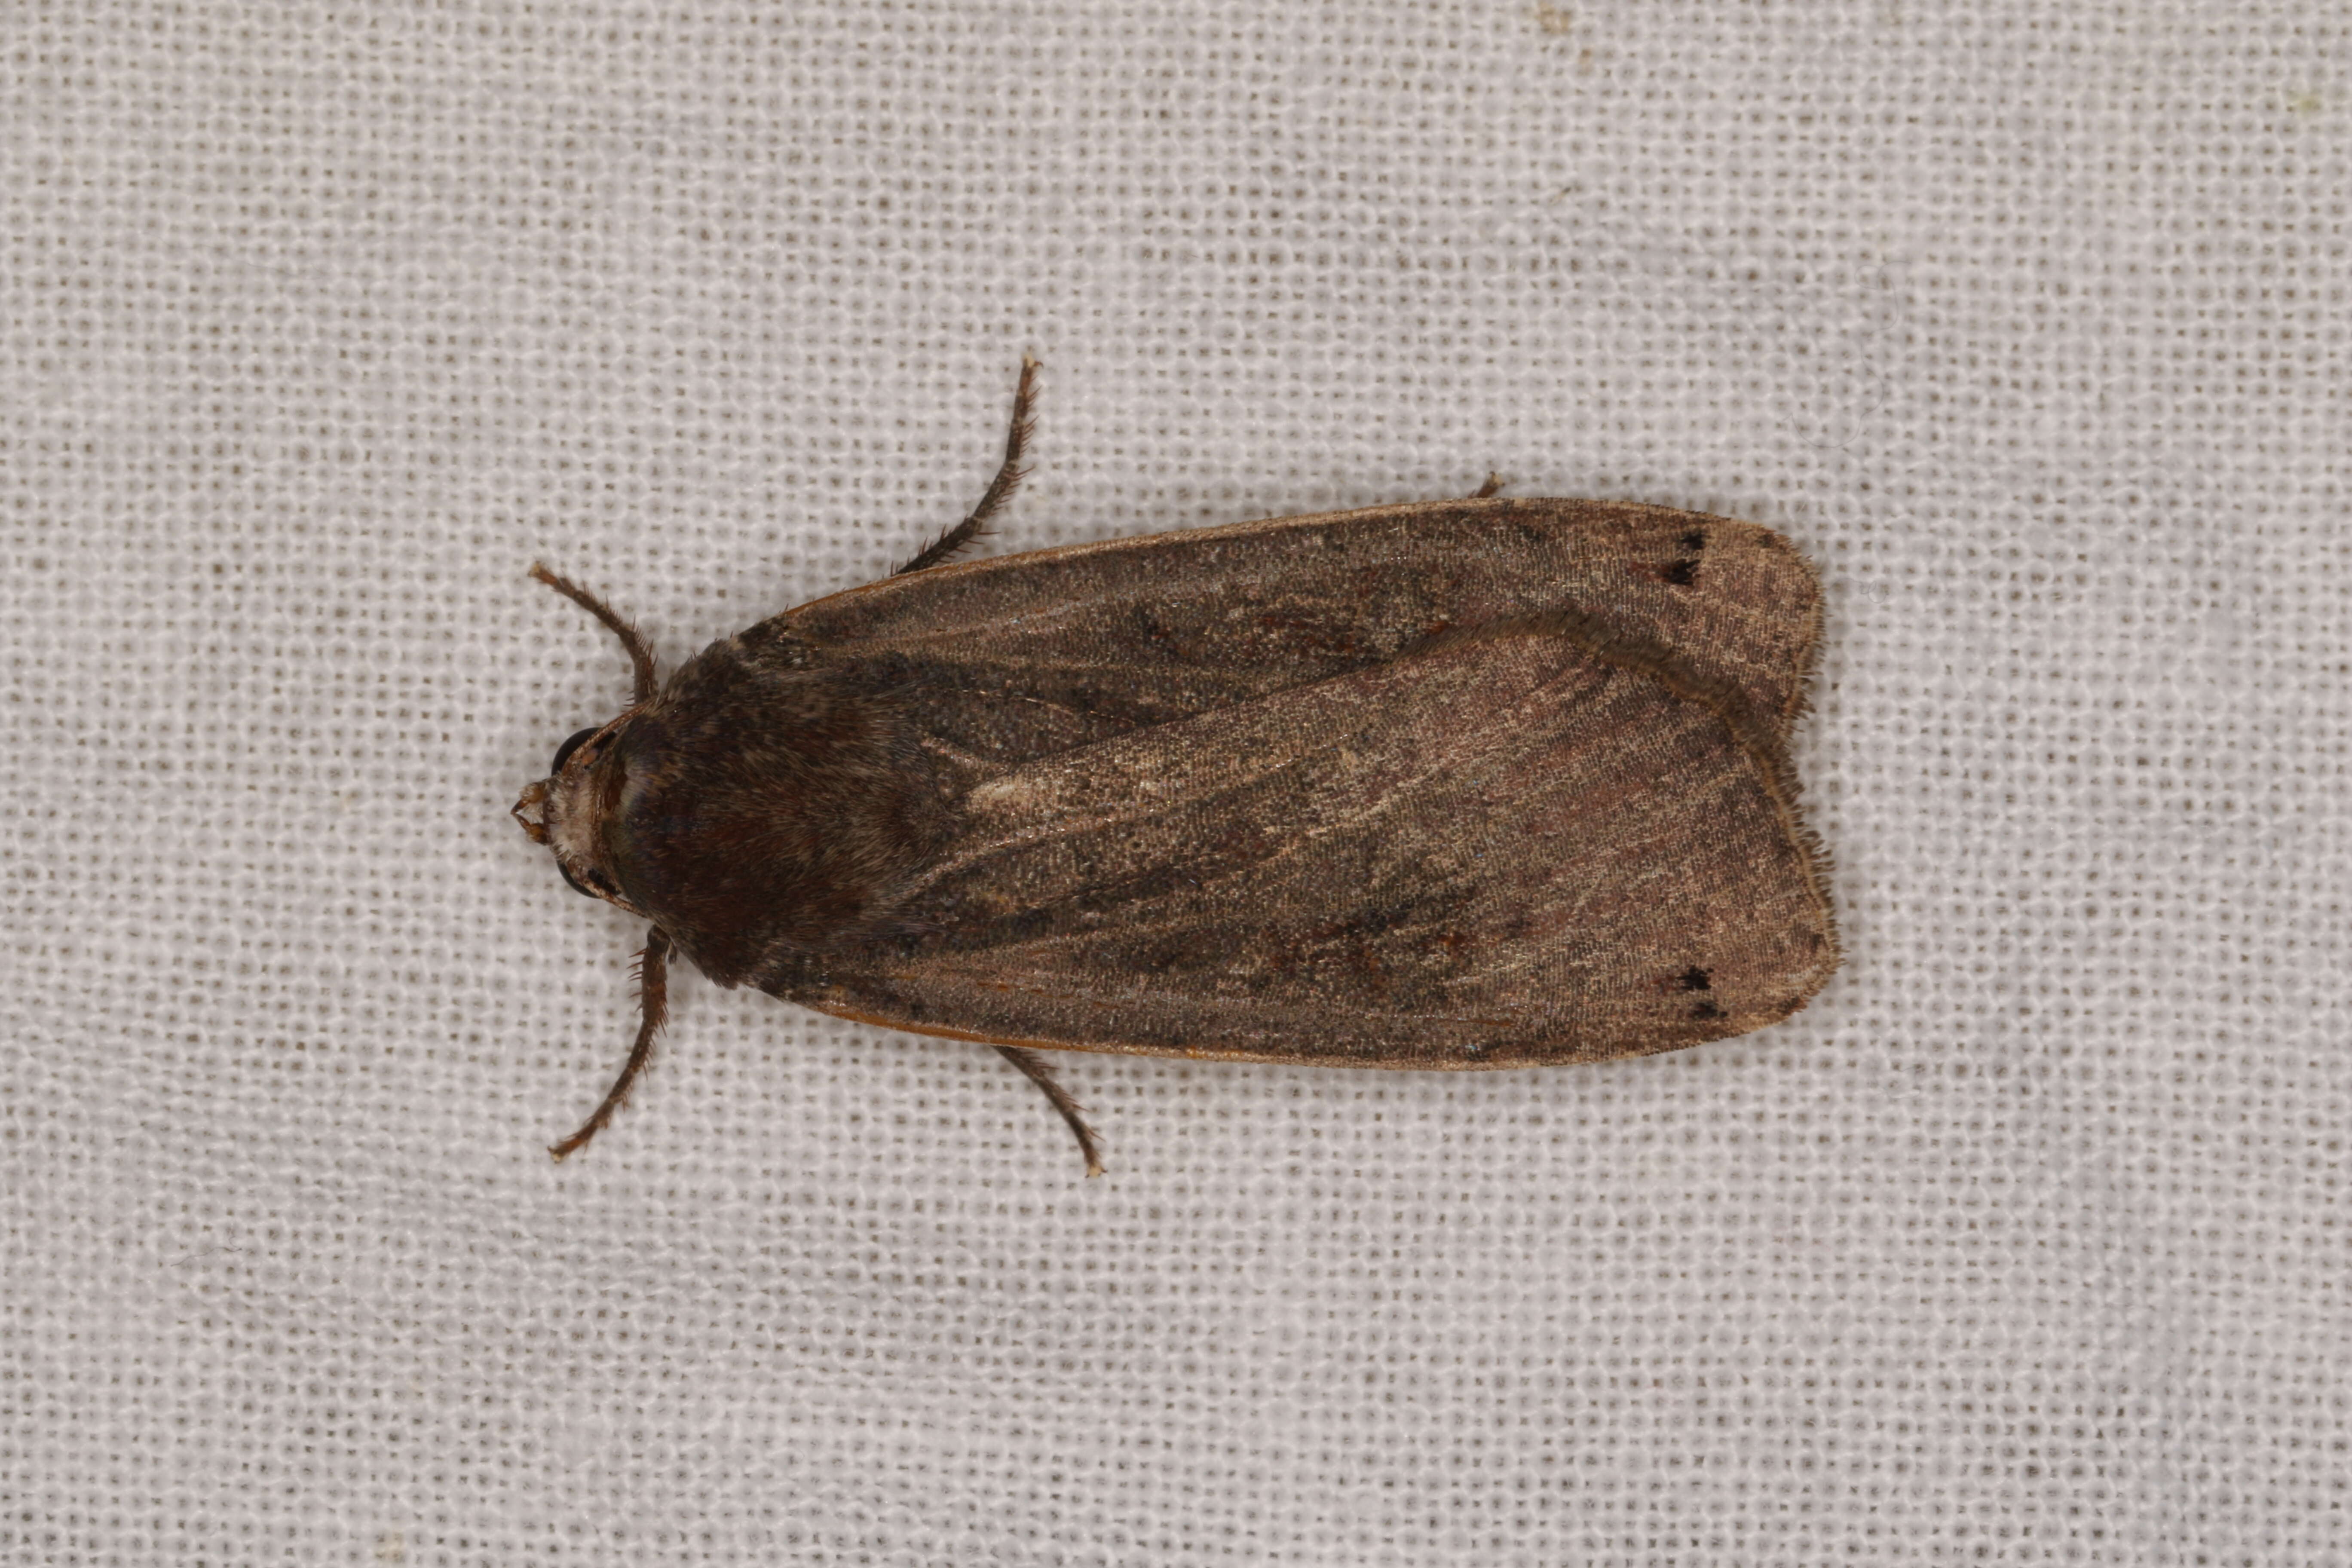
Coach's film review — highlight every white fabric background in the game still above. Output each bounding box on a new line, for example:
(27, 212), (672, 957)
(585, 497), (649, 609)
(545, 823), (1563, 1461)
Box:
(6, 1), (2346, 1562)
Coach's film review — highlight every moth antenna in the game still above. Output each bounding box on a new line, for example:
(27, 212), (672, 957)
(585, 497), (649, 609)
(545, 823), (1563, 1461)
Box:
(550, 926), (672, 1161)
(991, 1044), (1106, 1177)
(528, 563), (659, 706)
(897, 355), (1042, 575)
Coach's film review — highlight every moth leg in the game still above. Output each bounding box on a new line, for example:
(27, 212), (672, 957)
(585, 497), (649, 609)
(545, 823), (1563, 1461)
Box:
(897, 355), (1042, 575)
(1470, 472), (1507, 499)
(991, 1044), (1106, 1177)
(550, 926), (672, 1161)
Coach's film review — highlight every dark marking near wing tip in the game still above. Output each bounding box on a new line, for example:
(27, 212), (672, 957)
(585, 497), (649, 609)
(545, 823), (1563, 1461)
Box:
(1689, 998), (1725, 1021)
(1661, 529), (1707, 586)
(1677, 966), (1712, 992)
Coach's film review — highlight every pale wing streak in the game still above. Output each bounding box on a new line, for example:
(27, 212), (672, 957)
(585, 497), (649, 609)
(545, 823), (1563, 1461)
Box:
(902, 655), (1625, 1008)
(897, 749), (1313, 899)
(904, 651), (1512, 897)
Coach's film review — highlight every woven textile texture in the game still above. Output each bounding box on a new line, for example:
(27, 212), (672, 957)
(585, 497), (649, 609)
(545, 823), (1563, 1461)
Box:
(6, 2), (2347, 1563)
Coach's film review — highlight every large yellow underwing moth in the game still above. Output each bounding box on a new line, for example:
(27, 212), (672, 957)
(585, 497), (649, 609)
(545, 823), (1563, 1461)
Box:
(512, 359), (1838, 1175)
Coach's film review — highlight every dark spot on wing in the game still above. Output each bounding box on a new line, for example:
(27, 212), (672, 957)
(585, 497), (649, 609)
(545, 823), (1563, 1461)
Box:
(1663, 528), (1706, 586)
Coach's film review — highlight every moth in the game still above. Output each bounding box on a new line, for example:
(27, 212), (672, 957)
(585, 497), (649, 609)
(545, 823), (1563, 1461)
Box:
(512, 359), (1838, 1175)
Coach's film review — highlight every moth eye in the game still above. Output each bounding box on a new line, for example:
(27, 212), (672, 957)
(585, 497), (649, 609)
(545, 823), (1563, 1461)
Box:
(556, 863), (620, 901)
(549, 726), (600, 775)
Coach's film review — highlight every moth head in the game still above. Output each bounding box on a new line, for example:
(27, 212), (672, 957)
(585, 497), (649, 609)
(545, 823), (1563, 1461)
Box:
(512, 563), (660, 918)
(511, 719), (651, 915)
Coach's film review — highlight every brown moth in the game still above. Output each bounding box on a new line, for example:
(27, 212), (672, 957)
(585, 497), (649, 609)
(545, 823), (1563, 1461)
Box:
(511, 359), (1839, 1175)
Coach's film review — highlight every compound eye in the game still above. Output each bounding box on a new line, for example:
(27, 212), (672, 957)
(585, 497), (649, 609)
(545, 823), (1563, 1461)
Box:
(549, 726), (600, 775)
(557, 861), (621, 902)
